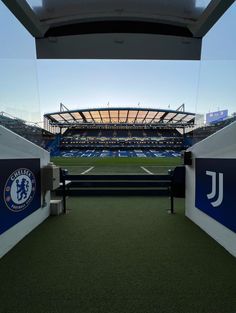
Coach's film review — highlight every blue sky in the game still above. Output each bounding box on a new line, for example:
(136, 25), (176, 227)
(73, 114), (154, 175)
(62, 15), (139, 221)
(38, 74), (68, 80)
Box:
(0, 1), (236, 122)
(37, 60), (200, 113)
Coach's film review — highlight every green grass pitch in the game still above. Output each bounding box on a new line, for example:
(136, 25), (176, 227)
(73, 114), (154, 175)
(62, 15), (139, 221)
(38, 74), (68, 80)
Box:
(52, 157), (182, 175)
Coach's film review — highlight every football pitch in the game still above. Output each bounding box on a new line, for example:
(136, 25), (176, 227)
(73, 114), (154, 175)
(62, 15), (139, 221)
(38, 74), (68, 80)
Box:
(52, 157), (182, 175)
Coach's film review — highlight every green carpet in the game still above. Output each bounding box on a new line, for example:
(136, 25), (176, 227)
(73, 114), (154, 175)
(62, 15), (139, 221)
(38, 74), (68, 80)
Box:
(0, 197), (236, 313)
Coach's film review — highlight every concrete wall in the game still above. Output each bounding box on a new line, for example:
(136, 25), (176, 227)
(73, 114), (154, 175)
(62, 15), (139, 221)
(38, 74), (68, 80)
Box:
(0, 126), (50, 258)
(186, 121), (236, 257)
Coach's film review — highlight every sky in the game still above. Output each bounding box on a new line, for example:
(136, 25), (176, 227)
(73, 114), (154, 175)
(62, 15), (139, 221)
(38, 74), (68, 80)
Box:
(0, 1), (236, 123)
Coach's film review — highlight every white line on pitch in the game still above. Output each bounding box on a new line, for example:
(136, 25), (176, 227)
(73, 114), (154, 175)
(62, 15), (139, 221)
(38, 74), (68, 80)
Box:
(81, 166), (94, 175)
(145, 165), (175, 167)
(64, 165), (92, 167)
(141, 166), (154, 175)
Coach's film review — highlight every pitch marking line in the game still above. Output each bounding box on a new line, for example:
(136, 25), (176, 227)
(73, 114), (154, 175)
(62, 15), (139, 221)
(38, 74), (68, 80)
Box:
(62, 165), (93, 168)
(144, 165), (175, 168)
(141, 166), (154, 175)
(81, 166), (94, 175)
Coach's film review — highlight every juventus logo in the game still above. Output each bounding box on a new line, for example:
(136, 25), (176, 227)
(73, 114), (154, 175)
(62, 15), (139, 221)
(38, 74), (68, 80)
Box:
(206, 171), (223, 207)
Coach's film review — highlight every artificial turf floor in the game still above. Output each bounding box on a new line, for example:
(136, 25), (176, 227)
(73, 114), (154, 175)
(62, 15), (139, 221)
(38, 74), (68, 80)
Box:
(0, 196), (236, 313)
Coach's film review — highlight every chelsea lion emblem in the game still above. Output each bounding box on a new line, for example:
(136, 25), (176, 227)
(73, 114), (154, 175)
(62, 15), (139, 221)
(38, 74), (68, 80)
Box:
(4, 168), (36, 212)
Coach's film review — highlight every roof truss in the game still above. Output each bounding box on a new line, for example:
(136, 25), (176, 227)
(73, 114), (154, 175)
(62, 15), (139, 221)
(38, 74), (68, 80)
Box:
(44, 108), (195, 127)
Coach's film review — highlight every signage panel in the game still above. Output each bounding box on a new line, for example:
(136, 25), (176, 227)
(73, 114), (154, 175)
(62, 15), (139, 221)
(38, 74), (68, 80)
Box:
(206, 110), (228, 124)
(195, 158), (236, 233)
(0, 159), (41, 235)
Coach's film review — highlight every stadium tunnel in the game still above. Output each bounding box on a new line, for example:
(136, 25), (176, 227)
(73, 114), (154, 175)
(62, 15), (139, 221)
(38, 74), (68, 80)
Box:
(1, 0), (236, 264)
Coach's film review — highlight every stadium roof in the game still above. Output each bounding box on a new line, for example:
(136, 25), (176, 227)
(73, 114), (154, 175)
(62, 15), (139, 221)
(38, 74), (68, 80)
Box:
(3, 0), (234, 60)
(44, 107), (195, 127)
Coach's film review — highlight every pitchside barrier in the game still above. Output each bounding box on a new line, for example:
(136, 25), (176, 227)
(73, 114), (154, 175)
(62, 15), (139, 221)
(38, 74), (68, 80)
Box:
(59, 166), (185, 214)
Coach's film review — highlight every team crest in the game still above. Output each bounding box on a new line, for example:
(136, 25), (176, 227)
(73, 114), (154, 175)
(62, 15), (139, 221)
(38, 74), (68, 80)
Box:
(4, 168), (36, 212)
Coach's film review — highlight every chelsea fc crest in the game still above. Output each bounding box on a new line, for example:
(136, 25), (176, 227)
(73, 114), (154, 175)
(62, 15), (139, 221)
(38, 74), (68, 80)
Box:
(4, 168), (36, 212)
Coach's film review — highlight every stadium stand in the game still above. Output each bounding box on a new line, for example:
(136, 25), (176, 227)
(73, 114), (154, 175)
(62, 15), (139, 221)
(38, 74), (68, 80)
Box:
(3, 107), (235, 158)
(186, 115), (236, 145)
(0, 112), (55, 149)
(44, 106), (196, 157)
(59, 127), (183, 150)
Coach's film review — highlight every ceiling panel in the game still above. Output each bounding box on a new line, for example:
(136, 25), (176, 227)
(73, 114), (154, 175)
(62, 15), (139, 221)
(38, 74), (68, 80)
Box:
(136, 111), (147, 119)
(26, 0), (212, 25)
(83, 111), (93, 122)
(71, 112), (83, 120)
(3, 0), (234, 60)
(164, 112), (178, 120)
(145, 111), (158, 119)
(60, 113), (74, 120)
(184, 115), (195, 122)
(50, 114), (64, 121)
(173, 113), (188, 121)
(90, 111), (101, 120)
(110, 110), (118, 117)
(128, 110), (138, 117)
